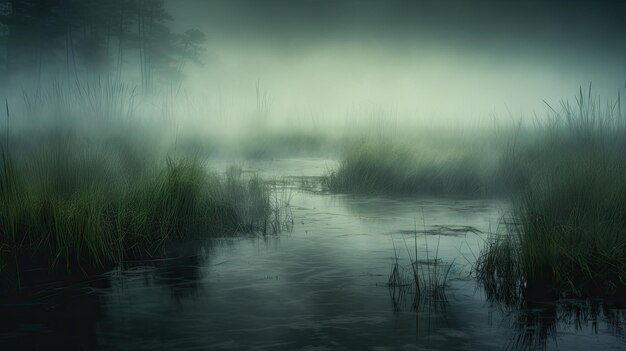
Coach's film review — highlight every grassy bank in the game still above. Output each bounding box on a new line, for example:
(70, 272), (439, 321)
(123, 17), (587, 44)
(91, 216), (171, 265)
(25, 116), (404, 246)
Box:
(478, 135), (626, 300)
(0, 149), (281, 292)
(326, 86), (626, 299)
(0, 118), (286, 294)
(324, 132), (504, 196)
(476, 87), (626, 300)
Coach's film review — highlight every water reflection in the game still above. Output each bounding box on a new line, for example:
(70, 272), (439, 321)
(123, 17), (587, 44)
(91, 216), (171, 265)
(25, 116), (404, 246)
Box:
(0, 277), (107, 350)
(499, 299), (626, 350)
(120, 251), (207, 301)
(1, 160), (626, 350)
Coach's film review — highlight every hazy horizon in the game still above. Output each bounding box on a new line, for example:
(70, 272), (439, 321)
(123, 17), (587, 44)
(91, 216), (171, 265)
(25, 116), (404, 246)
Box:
(164, 0), (626, 122)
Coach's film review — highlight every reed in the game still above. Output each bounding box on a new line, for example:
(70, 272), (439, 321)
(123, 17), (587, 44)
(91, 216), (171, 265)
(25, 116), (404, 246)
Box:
(325, 136), (501, 196)
(388, 220), (453, 311)
(0, 127), (285, 293)
(477, 86), (626, 300)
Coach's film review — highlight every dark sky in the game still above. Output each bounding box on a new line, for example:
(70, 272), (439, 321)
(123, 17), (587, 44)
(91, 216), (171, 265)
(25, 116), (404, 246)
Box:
(166, 0), (626, 121)
(168, 0), (626, 53)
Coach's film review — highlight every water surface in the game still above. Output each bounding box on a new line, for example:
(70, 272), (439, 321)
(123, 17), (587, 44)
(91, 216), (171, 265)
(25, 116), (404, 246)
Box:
(1, 158), (624, 350)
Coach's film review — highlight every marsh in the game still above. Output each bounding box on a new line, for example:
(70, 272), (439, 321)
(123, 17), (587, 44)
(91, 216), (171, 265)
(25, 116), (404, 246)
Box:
(1, 1), (626, 350)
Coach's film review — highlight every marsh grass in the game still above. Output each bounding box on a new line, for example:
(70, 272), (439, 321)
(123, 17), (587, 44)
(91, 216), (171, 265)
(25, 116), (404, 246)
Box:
(325, 136), (502, 196)
(388, 220), (453, 311)
(0, 81), (303, 294)
(0, 156), (278, 287)
(502, 299), (626, 350)
(22, 79), (137, 120)
(0, 136), (285, 294)
(478, 149), (626, 301)
(476, 86), (626, 301)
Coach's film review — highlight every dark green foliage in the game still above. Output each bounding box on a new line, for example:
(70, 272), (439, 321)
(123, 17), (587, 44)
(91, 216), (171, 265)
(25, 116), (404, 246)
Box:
(0, 0), (206, 90)
(325, 86), (626, 299)
(477, 87), (626, 300)
(0, 141), (278, 292)
(325, 138), (499, 196)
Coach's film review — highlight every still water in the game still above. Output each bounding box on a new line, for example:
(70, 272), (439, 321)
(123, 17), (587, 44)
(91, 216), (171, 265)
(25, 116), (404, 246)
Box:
(1, 159), (625, 350)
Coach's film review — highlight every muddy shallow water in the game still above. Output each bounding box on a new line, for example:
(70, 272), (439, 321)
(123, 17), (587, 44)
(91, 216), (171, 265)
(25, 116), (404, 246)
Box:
(1, 158), (625, 350)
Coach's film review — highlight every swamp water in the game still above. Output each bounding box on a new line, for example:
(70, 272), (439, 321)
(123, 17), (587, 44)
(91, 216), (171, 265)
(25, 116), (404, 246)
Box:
(1, 158), (625, 350)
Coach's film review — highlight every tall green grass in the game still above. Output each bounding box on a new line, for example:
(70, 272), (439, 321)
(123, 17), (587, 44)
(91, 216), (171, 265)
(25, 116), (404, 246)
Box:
(0, 147), (281, 292)
(477, 86), (626, 300)
(0, 108), (286, 294)
(22, 79), (138, 120)
(388, 228), (453, 311)
(325, 85), (626, 299)
(325, 135), (502, 196)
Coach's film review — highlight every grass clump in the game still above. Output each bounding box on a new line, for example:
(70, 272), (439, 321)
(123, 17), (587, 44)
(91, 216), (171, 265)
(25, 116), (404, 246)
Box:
(477, 86), (626, 300)
(388, 222), (454, 311)
(0, 137), (282, 293)
(478, 140), (626, 300)
(325, 137), (499, 196)
(0, 82), (294, 294)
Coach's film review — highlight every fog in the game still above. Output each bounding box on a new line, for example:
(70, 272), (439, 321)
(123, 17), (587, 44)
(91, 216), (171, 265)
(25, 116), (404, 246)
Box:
(166, 0), (626, 123)
(4, 3), (626, 350)
(1, 0), (625, 127)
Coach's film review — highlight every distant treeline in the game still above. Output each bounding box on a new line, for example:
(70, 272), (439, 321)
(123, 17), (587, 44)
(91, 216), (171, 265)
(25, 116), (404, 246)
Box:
(0, 0), (206, 91)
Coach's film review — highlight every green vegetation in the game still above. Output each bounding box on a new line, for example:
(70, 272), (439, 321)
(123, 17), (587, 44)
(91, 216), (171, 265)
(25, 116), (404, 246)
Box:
(388, 229), (453, 311)
(325, 133), (503, 196)
(0, 107), (287, 294)
(4, 79), (626, 303)
(328, 86), (626, 300)
(0, 148), (280, 291)
(476, 87), (626, 300)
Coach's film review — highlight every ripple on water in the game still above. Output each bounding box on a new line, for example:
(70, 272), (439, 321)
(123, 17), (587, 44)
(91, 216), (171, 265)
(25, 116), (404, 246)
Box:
(1, 159), (625, 350)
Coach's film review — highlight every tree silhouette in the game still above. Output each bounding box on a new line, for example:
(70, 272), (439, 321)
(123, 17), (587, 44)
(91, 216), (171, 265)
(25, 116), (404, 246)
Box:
(0, 0), (206, 91)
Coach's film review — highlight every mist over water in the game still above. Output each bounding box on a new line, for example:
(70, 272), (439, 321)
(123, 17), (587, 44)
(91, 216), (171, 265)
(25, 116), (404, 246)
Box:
(166, 0), (626, 124)
(2, 1), (626, 350)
